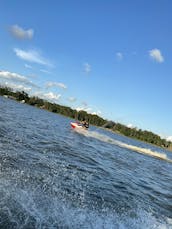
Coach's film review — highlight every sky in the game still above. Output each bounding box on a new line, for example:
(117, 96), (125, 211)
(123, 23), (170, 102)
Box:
(0, 0), (172, 141)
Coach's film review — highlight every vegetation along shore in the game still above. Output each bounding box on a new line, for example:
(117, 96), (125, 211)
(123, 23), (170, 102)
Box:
(1, 85), (172, 151)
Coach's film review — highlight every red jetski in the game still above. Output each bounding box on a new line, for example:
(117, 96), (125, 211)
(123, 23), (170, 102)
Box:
(71, 121), (89, 130)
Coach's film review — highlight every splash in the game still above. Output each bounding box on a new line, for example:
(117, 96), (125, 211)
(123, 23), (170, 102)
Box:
(73, 128), (172, 162)
(0, 182), (171, 229)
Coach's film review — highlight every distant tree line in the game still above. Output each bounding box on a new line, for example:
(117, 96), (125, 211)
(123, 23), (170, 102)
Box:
(0, 86), (106, 127)
(1, 85), (172, 150)
(103, 121), (172, 148)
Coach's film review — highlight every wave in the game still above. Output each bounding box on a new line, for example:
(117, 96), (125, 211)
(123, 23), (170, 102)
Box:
(0, 182), (171, 229)
(73, 128), (172, 163)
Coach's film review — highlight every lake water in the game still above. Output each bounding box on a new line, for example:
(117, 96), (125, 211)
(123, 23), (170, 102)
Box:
(0, 96), (172, 229)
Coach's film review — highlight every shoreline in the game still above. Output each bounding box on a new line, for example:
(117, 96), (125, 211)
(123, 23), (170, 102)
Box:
(1, 89), (172, 152)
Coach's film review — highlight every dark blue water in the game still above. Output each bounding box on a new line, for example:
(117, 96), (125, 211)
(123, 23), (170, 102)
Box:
(0, 96), (172, 228)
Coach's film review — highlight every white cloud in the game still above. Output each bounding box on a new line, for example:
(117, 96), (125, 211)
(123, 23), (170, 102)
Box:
(92, 110), (102, 116)
(40, 69), (52, 74)
(149, 49), (164, 63)
(3, 82), (32, 92)
(33, 91), (61, 102)
(0, 70), (27, 82)
(10, 25), (34, 40)
(14, 48), (53, 67)
(44, 92), (61, 101)
(127, 123), (135, 128)
(116, 52), (123, 60)
(76, 106), (86, 112)
(76, 105), (101, 116)
(166, 136), (172, 142)
(0, 70), (37, 87)
(45, 81), (67, 89)
(84, 63), (91, 74)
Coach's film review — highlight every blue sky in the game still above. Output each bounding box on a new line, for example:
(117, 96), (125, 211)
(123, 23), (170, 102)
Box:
(0, 0), (172, 140)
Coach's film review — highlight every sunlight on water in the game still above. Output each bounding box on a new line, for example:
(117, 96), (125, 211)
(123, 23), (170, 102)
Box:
(74, 128), (172, 163)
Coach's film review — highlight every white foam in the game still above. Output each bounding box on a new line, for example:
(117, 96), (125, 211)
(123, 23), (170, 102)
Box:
(73, 129), (172, 162)
(1, 176), (171, 228)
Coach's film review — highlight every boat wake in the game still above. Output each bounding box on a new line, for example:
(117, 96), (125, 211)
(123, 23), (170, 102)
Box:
(73, 128), (172, 163)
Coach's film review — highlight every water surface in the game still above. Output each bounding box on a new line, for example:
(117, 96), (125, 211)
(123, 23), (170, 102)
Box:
(0, 96), (172, 228)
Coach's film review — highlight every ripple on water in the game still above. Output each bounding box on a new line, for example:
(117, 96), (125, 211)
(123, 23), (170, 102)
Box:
(0, 97), (172, 228)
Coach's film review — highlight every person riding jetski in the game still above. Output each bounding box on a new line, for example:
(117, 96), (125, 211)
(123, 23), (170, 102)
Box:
(81, 119), (89, 129)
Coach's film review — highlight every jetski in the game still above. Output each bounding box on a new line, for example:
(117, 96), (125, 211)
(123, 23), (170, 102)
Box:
(71, 121), (89, 130)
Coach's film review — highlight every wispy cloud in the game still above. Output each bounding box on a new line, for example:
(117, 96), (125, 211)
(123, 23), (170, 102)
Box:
(116, 52), (123, 61)
(45, 81), (67, 89)
(83, 63), (91, 74)
(149, 49), (164, 63)
(25, 63), (33, 69)
(14, 48), (53, 67)
(40, 69), (52, 74)
(10, 24), (34, 40)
